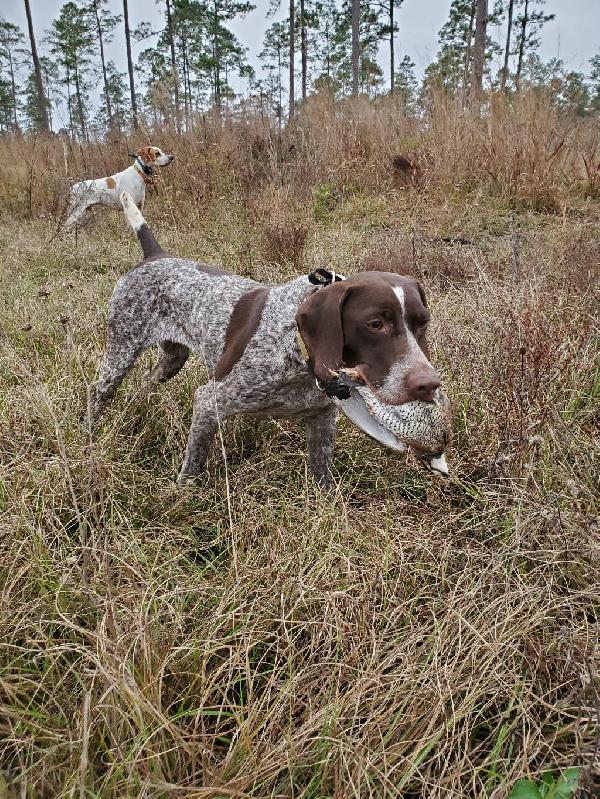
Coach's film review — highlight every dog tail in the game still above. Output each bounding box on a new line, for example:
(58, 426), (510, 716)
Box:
(120, 190), (165, 260)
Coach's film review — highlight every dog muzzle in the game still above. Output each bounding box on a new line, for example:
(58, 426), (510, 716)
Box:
(330, 371), (451, 476)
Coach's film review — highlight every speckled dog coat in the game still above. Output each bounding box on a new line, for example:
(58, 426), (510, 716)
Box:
(90, 191), (441, 486)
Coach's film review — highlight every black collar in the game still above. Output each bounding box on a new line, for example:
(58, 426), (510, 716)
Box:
(307, 267), (342, 286)
(135, 156), (154, 177)
(129, 153), (154, 177)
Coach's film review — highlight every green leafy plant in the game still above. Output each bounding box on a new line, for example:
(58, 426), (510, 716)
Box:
(509, 768), (580, 799)
(313, 183), (339, 221)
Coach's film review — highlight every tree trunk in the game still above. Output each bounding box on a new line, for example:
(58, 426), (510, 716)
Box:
(472, 0), (487, 98)
(351, 0), (360, 96)
(166, 0), (180, 130)
(92, 0), (113, 127)
(300, 0), (307, 101)
(73, 59), (87, 140)
(213, 1), (221, 112)
(66, 64), (75, 138)
(515, 0), (528, 90)
(501, 0), (514, 90)
(7, 50), (19, 131)
(23, 0), (50, 132)
(462, 0), (475, 96)
(389, 0), (394, 95)
(277, 44), (282, 130)
(288, 0), (295, 119)
(43, 63), (53, 131)
(122, 0), (138, 129)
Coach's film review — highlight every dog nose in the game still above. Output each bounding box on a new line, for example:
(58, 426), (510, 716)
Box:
(406, 365), (441, 403)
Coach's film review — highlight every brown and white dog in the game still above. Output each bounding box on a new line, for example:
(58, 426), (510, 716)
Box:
(88, 191), (449, 487)
(64, 146), (174, 230)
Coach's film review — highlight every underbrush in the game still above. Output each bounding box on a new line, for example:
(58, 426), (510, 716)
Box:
(0, 90), (598, 227)
(0, 121), (599, 797)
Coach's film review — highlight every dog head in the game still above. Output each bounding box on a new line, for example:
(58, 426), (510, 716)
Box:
(136, 146), (174, 167)
(296, 271), (441, 406)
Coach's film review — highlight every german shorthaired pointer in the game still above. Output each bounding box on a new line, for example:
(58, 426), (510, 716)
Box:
(65, 146), (174, 230)
(89, 191), (441, 486)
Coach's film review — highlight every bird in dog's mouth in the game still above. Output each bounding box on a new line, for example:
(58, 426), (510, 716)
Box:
(330, 369), (451, 476)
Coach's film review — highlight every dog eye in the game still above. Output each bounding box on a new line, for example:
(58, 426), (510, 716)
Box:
(367, 320), (384, 330)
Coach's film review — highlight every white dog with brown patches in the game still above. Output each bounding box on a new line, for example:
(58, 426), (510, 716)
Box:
(64, 145), (174, 230)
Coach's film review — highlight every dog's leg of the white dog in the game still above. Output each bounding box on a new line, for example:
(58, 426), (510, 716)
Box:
(305, 405), (338, 488)
(120, 190), (144, 225)
(64, 202), (87, 231)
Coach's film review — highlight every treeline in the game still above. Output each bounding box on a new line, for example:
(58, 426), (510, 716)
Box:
(1, 0), (600, 138)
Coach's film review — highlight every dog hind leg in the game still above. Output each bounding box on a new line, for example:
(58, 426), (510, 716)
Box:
(147, 341), (190, 385)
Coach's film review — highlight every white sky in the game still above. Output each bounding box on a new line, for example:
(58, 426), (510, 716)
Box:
(4, 0), (599, 98)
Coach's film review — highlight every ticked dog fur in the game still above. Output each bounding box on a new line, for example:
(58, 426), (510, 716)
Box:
(89, 191), (442, 486)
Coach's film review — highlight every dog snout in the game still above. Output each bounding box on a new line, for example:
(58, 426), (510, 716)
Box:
(406, 364), (441, 403)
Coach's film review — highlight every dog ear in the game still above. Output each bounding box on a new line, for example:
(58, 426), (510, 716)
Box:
(416, 280), (428, 307)
(137, 146), (152, 162)
(295, 282), (351, 383)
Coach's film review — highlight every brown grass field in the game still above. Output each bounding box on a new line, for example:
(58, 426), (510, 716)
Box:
(0, 93), (599, 797)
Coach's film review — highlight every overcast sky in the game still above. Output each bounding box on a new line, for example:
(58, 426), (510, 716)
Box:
(4, 0), (599, 93)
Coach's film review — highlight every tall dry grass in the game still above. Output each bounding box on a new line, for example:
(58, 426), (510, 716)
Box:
(0, 90), (597, 224)
(0, 94), (599, 797)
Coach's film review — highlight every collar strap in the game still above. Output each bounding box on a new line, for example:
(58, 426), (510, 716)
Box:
(134, 161), (153, 185)
(308, 267), (342, 286)
(132, 155), (154, 177)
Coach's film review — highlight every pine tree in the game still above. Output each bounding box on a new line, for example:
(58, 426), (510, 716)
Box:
(23, 0), (50, 132)
(23, 56), (58, 131)
(312, 0), (338, 91)
(206, 0), (255, 111)
(513, 0), (554, 89)
(351, 0), (359, 95)
(332, 0), (383, 96)
(164, 0), (182, 129)
(589, 54), (600, 113)
(500, 0), (514, 89)
(88, 0), (120, 130)
(96, 61), (128, 130)
(395, 54), (417, 109)
(472, 0), (487, 98)
(48, 2), (95, 140)
(137, 46), (172, 124)
(0, 79), (14, 132)
(122, 0), (139, 129)
(289, 0), (295, 117)
(369, 0), (403, 94)
(424, 0), (501, 97)
(260, 20), (288, 127)
(424, 0), (475, 94)
(0, 20), (25, 131)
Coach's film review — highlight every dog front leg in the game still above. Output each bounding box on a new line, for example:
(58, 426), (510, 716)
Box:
(305, 405), (338, 488)
(178, 381), (237, 484)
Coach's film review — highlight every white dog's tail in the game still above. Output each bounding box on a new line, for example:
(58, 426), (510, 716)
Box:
(120, 191), (165, 260)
